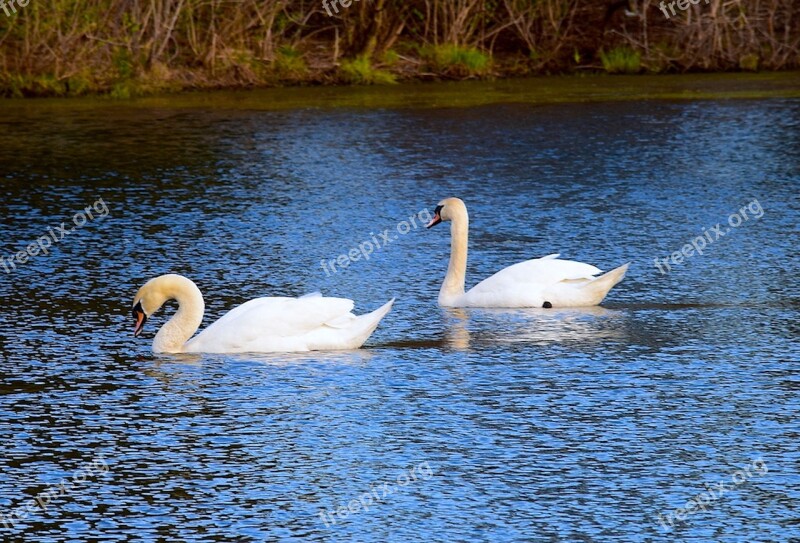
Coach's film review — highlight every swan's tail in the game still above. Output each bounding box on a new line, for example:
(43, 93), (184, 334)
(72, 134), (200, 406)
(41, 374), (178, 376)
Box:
(349, 298), (395, 348)
(583, 263), (629, 304)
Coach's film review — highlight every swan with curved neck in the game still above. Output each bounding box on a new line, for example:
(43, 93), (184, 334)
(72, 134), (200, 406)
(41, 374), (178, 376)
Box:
(132, 274), (394, 353)
(426, 197), (629, 308)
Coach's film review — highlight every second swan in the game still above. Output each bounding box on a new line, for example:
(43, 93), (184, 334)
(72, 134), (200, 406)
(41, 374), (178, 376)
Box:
(426, 197), (629, 308)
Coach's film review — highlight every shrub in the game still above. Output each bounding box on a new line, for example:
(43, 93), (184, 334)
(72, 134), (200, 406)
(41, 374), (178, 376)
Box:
(273, 46), (307, 80)
(599, 47), (641, 74)
(381, 49), (400, 67)
(420, 44), (490, 77)
(338, 56), (396, 85)
(739, 54), (759, 71)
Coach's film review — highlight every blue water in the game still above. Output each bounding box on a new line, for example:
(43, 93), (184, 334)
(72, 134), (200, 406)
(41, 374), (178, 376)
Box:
(0, 89), (799, 542)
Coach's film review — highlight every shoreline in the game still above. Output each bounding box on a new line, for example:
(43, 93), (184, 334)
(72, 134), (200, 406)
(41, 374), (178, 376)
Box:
(2, 1), (797, 100)
(2, 72), (798, 110)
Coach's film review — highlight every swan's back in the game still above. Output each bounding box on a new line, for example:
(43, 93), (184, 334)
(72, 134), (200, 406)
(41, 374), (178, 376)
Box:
(184, 296), (391, 353)
(460, 255), (605, 307)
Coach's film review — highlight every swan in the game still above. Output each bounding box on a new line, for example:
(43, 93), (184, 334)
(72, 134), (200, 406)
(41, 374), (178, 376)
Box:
(426, 197), (629, 308)
(131, 274), (394, 353)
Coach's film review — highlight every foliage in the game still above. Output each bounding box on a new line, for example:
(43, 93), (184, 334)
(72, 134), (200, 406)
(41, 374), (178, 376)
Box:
(420, 44), (491, 77)
(0, 0), (797, 97)
(739, 54), (759, 71)
(273, 47), (308, 81)
(381, 50), (400, 67)
(338, 56), (397, 85)
(600, 47), (642, 74)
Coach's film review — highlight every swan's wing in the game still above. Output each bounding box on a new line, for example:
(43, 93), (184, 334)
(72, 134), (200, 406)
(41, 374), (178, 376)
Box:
(185, 296), (356, 352)
(461, 256), (602, 306)
(472, 257), (601, 292)
(209, 296), (355, 336)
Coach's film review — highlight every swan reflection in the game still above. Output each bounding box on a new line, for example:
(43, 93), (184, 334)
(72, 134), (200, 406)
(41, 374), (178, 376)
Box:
(442, 305), (628, 348)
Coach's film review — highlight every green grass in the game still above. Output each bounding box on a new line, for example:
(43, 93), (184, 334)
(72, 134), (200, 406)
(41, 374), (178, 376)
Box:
(381, 49), (400, 67)
(338, 56), (397, 85)
(739, 54), (759, 71)
(273, 46), (308, 80)
(110, 48), (137, 98)
(2, 74), (65, 97)
(600, 47), (641, 74)
(2, 73), (797, 108)
(420, 44), (490, 77)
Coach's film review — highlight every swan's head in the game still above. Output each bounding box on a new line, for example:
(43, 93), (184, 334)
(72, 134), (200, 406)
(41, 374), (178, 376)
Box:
(132, 274), (198, 337)
(426, 197), (467, 228)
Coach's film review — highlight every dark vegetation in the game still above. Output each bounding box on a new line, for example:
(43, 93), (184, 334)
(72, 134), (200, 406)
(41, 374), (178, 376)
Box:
(0, 0), (797, 97)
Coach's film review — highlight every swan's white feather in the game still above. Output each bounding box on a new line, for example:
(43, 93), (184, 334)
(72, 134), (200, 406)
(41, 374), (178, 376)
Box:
(183, 296), (390, 353)
(459, 257), (604, 307)
(430, 197), (628, 308)
(134, 275), (393, 354)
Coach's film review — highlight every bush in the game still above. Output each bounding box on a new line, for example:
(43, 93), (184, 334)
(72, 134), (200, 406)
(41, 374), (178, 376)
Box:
(420, 44), (490, 77)
(381, 50), (400, 66)
(739, 54), (759, 71)
(273, 46), (308, 80)
(599, 47), (641, 74)
(338, 56), (397, 85)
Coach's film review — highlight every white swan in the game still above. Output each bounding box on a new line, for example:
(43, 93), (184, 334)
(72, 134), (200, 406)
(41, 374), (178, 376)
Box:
(131, 274), (394, 353)
(426, 197), (629, 308)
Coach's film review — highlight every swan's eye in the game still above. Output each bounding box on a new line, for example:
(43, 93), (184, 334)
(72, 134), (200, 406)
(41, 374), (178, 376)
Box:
(434, 205), (443, 215)
(132, 301), (143, 319)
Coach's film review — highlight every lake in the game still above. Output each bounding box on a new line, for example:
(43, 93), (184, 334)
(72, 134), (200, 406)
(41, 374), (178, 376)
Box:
(0, 75), (798, 542)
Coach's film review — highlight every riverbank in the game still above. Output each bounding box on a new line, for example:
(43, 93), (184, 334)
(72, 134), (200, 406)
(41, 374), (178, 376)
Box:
(2, 73), (798, 111)
(2, 46), (798, 100)
(1, 0), (798, 98)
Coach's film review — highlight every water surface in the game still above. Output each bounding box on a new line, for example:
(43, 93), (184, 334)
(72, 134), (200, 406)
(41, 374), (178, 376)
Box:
(1, 79), (798, 542)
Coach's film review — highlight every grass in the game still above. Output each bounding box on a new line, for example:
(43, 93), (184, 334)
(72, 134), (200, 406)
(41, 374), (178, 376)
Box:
(600, 47), (642, 74)
(338, 56), (397, 85)
(273, 46), (308, 81)
(420, 44), (491, 77)
(739, 54), (759, 72)
(381, 50), (400, 67)
(2, 73), (797, 109)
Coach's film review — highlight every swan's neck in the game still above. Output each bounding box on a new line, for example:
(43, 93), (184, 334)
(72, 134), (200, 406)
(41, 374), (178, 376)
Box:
(153, 283), (205, 353)
(439, 213), (468, 306)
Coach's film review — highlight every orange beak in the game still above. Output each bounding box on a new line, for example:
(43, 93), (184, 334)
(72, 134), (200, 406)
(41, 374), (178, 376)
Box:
(133, 302), (147, 337)
(426, 213), (442, 228)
